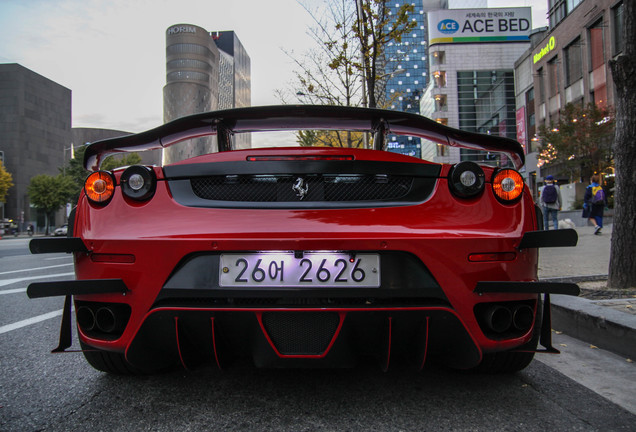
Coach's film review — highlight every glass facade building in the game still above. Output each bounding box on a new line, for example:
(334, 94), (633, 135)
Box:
(384, 1), (428, 158)
(457, 70), (517, 163)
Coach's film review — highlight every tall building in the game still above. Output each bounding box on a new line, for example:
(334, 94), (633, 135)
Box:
(0, 63), (71, 229)
(384, 1), (429, 158)
(421, 7), (532, 166)
(514, 0), (624, 195)
(384, 1), (486, 158)
(163, 24), (251, 164)
(213, 31), (252, 149)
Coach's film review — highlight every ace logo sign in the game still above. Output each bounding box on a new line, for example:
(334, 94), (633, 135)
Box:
(428, 7), (532, 45)
(438, 19), (459, 34)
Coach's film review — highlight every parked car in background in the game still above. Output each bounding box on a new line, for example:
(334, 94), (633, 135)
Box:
(27, 105), (579, 375)
(53, 225), (68, 237)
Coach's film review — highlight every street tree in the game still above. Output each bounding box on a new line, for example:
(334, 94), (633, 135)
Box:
(537, 103), (615, 182)
(27, 174), (76, 235)
(353, 0), (415, 108)
(0, 160), (13, 204)
(297, 129), (365, 148)
(608, 1), (636, 289)
(279, 0), (363, 107)
(61, 145), (90, 206)
(279, 0), (416, 147)
(100, 153), (142, 171)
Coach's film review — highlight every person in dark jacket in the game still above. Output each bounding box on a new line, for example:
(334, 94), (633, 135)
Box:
(540, 175), (562, 230)
(582, 174), (605, 235)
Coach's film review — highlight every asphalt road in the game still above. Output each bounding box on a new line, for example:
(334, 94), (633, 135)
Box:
(1, 237), (635, 431)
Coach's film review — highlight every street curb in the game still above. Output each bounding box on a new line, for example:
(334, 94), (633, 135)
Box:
(549, 292), (636, 360)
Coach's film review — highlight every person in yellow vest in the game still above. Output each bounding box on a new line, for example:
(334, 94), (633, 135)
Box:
(582, 174), (606, 235)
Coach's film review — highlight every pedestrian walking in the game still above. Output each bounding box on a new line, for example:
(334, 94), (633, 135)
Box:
(541, 175), (562, 230)
(582, 174), (606, 235)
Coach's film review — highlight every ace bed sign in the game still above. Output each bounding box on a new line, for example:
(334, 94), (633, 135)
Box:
(428, 8), (531, 46)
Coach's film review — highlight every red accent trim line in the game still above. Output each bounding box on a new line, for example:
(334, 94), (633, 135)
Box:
(418, 317), (430, 371)
(210, 317), (221, 369)
(174, 317), (189, 370)
(382, 317), (393, 372)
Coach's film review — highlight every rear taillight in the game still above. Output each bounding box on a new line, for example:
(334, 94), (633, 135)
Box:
(84, 171), (115, 205)
(120, 165), (156, 201)
(492, 169), (524, 203)
(448, 161), (485, 198)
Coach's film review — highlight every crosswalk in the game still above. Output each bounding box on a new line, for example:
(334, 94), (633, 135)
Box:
(0, 257), (74, 334)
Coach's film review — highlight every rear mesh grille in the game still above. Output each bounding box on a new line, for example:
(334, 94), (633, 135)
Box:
(190, 174), (412, 202)
(261, 311), (340, 355)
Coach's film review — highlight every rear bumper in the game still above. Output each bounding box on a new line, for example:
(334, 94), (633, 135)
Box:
(27, 230), (579, 368)
(125, 306), (481, 371)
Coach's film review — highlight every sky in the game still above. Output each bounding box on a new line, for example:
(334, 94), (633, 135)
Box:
(0, 0), (548, 140)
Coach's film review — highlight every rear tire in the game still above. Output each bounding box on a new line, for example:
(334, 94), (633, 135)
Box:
(80, 341), (146, 375)
(474, 349), (536, 373)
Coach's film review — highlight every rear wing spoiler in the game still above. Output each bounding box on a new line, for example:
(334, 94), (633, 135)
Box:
(84, 105), (525, 171)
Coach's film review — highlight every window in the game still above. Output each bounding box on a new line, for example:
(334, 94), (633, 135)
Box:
(431, 51), (445, 66)
(613, 2), (624, 56)
(548, 0), (566, 27)
(564, 39), (582, 86)
(433, 71), (446, 88)
(589, 19), (605, 70)
(547, 57), (560, 97)
(436, 143), (449, 156)
(537, 68), (545, 103)
(434, 94), (447, 112)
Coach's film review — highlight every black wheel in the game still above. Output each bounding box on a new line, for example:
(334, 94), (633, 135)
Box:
(474, 349), (536, 373)
(80, 341), (147, 375)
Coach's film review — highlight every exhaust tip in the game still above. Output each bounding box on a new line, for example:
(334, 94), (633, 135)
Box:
(95, 307), (117, 333)
(485, 305), (512, 333)
(77, 306), (96, 331)
(512, 305), (534, 332)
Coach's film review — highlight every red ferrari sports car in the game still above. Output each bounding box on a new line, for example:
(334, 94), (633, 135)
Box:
(28, 105), (578, 374)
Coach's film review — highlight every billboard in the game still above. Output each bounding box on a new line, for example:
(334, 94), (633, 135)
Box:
(428, 8), (531, 46)
(516, 106), (527, 152)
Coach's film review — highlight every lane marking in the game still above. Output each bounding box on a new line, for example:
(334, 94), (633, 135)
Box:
(0, 309), (63, 335)
(45, 256), (73, 261)
(0, 288), (26, 295)
(0, 272), (75, 287)
(0, 263), (73, 276)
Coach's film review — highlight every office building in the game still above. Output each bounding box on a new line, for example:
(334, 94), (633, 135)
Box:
(0, 63), (71, 229)
(384, 1), (430, 158)
(514, 0), (623, 195)
(384, 1), (487, 158)
(163, 25), (251, 164)
(421, 7), (532, 166)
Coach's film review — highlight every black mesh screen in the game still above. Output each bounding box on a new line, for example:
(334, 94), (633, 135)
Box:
(261, 311), (340, 355)
(190, 174), (412, 202)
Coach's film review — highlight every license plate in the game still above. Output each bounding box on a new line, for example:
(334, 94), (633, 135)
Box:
(219, 253), (380, 288)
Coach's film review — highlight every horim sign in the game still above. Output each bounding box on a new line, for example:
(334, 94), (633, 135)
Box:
(428, 8), (532, 46)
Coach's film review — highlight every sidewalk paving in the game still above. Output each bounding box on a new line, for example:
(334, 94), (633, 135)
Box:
(539, 223), (636, 360)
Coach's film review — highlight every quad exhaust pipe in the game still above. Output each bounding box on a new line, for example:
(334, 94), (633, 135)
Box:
(482, 304), (534, 334)
(76, 303), (129, 335)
